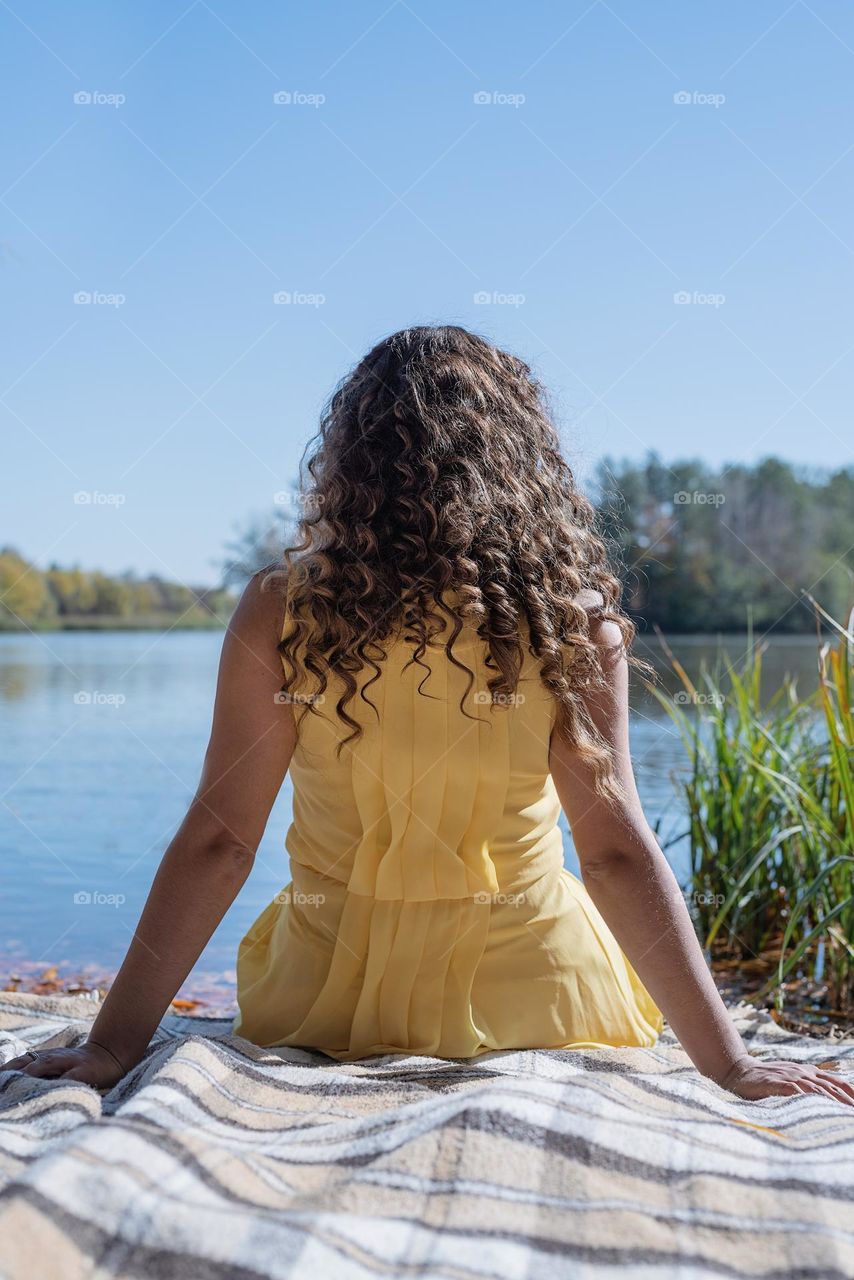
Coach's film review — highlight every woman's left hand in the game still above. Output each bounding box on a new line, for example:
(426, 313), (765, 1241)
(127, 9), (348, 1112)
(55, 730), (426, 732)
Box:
(721, 1055), (854, 1105)
(1, 1042), (128, 1089)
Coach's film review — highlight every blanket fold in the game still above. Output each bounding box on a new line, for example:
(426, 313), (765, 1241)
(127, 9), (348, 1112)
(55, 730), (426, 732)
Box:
(1, 992), (853, 1279)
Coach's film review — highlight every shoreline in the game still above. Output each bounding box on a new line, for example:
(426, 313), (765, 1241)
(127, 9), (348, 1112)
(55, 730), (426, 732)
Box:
(2, 960), (238, 1019)
(0, 614), (230, 633)
(5, 958), (852, 1041)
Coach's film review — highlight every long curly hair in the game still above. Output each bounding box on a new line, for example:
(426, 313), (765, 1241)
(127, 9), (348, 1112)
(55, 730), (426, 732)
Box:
(265, 324), (637, 797)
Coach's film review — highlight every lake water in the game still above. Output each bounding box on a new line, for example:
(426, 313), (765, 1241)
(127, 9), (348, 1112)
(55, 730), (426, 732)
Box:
(0, 628), (823, 1001)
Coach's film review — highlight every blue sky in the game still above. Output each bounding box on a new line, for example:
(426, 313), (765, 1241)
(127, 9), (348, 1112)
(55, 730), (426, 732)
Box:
(3, 1), (853, 584)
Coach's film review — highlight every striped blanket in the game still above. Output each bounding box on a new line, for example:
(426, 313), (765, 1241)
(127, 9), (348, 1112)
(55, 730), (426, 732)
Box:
(1, 992), (853, 1279)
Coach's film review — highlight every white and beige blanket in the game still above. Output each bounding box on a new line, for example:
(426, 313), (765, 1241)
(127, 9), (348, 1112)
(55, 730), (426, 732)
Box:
(1, 991), (853, 1279)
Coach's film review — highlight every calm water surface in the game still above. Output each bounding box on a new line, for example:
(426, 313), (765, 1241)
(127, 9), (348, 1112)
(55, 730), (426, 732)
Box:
(0, 629), (822, 995)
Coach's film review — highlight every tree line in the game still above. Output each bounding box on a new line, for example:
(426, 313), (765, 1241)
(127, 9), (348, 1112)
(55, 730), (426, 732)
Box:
(596, 456), (853, 632)
(0, 549), (234, 630)
(3, 457), (851, 633)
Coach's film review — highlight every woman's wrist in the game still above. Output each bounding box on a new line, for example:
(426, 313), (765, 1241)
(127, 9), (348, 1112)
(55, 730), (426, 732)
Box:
(86, 1037), (133, 1075)
(710, 1053), (752, 1089)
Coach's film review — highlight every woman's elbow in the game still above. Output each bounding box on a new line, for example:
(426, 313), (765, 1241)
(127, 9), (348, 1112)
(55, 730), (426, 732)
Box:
(179, 806), (258, 868)
(201, 830), (257, 867)
(577, 836), (659, 882)
(578, 848), (636, 882)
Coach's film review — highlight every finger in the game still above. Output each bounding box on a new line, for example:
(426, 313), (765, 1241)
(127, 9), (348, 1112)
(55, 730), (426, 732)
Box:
(22, 1053), (79, 1079)
(797, 1064), (848, 1096)
(795, 1080), (825, 1097)
(0, 1054), (61, 1076)
(823, 1085), (854, 1108)
(1, 1054), (41, 1072)
(2, 1049), (75, 1073)
(814, 1071), (854, 1104)
(771, 1080), (803, 1097)
(743, 1079), (801, 1099)
(807, 1078), (854, 1108)
(798, 1078), (848, 1106)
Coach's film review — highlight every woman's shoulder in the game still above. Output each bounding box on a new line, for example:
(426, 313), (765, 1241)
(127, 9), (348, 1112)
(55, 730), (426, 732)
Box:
(230, 575), (610, 654)
(572, 587), (605, 620)
(229, 567), (289, 650)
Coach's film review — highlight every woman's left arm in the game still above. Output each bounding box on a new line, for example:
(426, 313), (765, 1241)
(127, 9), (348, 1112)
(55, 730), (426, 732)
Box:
(3, 572), (295, 1086)
(551, 617), (854, 1106)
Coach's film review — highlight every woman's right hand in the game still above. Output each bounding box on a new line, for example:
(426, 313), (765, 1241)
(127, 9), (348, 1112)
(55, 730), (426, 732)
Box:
(1, 1041), (129, 1089)
(721, 1056), (854, 1105)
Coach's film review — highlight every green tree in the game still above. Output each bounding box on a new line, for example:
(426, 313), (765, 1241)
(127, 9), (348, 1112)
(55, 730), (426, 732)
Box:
(45, 566), (99, 615)
(595, 456), (854, 633)
(0, 548), (57, 629)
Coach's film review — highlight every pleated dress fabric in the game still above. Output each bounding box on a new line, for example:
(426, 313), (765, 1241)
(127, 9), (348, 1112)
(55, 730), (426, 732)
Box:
(234, 599), (663, 1061)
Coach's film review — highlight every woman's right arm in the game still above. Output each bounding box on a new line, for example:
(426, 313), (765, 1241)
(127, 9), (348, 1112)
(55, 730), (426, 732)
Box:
(550, 617), (854, 1106)
(1, 572), (295, 1088)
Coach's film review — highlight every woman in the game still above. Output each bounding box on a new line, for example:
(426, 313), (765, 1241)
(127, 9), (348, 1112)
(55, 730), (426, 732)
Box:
(5, 326), (852, 1104)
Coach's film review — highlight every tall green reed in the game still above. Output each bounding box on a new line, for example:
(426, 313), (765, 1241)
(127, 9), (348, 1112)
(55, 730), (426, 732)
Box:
(652, 604), (854, 1014)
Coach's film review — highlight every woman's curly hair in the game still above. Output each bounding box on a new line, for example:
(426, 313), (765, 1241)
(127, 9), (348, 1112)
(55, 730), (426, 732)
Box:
(264, 324), (638, 797)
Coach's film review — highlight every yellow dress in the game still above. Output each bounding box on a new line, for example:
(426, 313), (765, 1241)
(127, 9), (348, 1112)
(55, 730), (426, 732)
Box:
(234, 601), (663, 1060)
